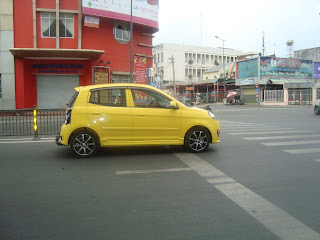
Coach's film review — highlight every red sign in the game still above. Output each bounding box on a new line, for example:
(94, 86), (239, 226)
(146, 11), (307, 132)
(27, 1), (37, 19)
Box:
(134, 57), (147, 84)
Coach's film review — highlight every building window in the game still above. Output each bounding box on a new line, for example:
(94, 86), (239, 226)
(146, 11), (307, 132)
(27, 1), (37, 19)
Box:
(41, 12), (74, 38)
(111, 74), (130, 83)
(41, 13), (56, 37)
(113, 22), (130, 44)
(59, 13), (74, 38)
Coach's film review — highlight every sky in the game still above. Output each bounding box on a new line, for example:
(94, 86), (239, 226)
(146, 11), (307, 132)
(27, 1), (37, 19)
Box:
(153, 0), (320, 58)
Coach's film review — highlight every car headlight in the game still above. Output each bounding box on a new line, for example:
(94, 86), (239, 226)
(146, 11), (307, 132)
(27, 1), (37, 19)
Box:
(208, 111), (215, 119)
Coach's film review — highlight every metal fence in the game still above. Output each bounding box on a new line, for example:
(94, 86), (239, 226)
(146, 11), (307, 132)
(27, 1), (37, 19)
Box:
(264, 90), (284, 102)
(288, 89), (313, 105)
(0, 108), (65, 136)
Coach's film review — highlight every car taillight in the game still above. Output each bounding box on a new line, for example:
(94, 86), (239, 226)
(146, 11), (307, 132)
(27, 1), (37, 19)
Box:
(64, 108), (72, 125)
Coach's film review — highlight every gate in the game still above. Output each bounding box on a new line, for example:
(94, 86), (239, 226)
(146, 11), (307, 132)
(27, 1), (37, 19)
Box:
(288, 89), (312, 105)
(264, 90), (284, 102)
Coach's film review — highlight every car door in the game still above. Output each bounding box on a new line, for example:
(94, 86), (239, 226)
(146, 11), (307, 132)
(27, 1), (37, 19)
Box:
(86, 87), (132, 145)
(130, 88), (181, 143)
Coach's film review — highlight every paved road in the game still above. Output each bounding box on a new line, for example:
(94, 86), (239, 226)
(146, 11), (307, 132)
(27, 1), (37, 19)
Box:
(1, 105), (320, 240)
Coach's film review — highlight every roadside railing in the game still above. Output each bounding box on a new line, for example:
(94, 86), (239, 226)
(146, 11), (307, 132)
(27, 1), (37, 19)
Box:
(0, 107), (65, 136)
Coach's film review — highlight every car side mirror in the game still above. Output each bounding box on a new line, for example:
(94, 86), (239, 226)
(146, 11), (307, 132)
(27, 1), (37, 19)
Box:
(169, 101), (178, 109)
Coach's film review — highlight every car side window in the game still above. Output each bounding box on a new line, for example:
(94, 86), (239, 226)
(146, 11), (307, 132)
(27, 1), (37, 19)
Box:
(89, 88), (127, 107)
(131, 89), (171, 108)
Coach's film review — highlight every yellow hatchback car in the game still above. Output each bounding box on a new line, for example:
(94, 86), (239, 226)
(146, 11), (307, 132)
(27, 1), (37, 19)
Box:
(56, 83), (220, 157)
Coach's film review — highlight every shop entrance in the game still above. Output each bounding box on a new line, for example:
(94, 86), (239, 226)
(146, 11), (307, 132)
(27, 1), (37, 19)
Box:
(37, 75), (79, 109)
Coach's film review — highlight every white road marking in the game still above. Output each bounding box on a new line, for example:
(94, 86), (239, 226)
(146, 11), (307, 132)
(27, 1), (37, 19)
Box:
(284, 148), (320, 154)
(244, 134), (320, 141)
(174, 153), (320, 240)
(221, 126), (279, 130)
(115, 167), (192, 175)
(314, 159), (320, 163)
(0, 137), (55, 141)
(0, 140), (54, 144)
(228, 130), (312, 136)
(223, 128), (293, 132)
(262, 140), (320, 146)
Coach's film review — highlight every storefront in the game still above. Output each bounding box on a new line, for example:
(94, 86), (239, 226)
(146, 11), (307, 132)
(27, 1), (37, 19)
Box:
(236, 57), (315, 105)
(9, 0), (158, 109)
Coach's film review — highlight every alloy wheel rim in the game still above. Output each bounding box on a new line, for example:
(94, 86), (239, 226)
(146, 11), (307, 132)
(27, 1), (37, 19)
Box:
(189, 130), (208, 152)
(73, 134), (95, 156)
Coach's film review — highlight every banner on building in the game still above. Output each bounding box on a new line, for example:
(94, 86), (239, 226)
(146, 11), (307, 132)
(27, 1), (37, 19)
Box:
(237, 59), (259, 79)
(260, 57), (313, 79)
(134, 56), (147, 84)
(314, 62), (320, 79)
(82, 0), (159, 29)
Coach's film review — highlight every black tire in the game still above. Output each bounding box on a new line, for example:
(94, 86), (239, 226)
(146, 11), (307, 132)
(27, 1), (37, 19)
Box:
(184, 127), (210, 153)
(314, 106), (320, 115)
(70, 131), (99, 158)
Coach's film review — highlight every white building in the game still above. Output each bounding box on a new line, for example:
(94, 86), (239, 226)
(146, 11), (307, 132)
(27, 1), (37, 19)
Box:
(0, 0), (15, 109)
(153, 43), (243, 84)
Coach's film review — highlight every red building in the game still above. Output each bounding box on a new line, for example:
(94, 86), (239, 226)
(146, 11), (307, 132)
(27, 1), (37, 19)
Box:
(10, 0), (158, 109)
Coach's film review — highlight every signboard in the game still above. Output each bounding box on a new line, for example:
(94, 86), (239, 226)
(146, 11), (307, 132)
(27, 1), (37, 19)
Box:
(314, 62), (320, 79)
(93, 67), (110, 84)
(84, 16), (100, 28)
(239, 78), (254, 86)
(186, 87), (194, 91)
(238, 59), (259, 79)
(32, 63), (85, 75)
(260, 57), (313, 79)
(134, 56), (147, 84)
(82, 0), (159, 30)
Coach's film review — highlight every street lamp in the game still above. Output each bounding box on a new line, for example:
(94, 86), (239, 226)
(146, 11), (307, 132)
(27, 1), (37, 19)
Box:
(215, 36), (226, 99)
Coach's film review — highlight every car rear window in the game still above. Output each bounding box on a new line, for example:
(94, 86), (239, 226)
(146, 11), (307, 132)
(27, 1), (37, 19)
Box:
(67, 91), (79, 108)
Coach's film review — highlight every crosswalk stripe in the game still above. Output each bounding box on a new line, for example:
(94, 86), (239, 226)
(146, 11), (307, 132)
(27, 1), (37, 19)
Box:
(244, 134), (320, 141)
(221, 126), (278, 129)
(228, 130), (312, 136)
(223, 128), (293, 132)
(175, 153), (320, 240)
(261, 140), (320, 146)
(284, 148), (320, 154)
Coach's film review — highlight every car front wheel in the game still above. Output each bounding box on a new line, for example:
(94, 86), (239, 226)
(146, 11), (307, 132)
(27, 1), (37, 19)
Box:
(185, 127), (210, 153)
(70, 131), (99, 157)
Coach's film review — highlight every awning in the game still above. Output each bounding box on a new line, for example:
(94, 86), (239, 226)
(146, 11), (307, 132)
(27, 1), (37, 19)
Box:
(9, 48), (105, 60)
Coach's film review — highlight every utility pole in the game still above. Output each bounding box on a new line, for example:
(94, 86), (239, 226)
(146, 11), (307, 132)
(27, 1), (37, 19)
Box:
(130, 0), (133, 82)
(170, 55), (176, 98)
(215, 36), (226, 99)
(262, 32), (265, 56)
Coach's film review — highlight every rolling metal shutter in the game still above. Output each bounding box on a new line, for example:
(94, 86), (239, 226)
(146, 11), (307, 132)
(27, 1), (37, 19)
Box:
(37, 75), (79, 109)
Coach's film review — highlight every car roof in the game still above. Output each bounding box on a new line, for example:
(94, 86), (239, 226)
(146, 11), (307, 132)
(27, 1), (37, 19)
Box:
(75, 83), (158, 92)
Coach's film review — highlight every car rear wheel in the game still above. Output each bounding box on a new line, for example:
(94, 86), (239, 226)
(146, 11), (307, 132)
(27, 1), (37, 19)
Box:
(314, 106), (320, 115)
(184, 127), (210, 153)
(70, 131), (99, 157)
